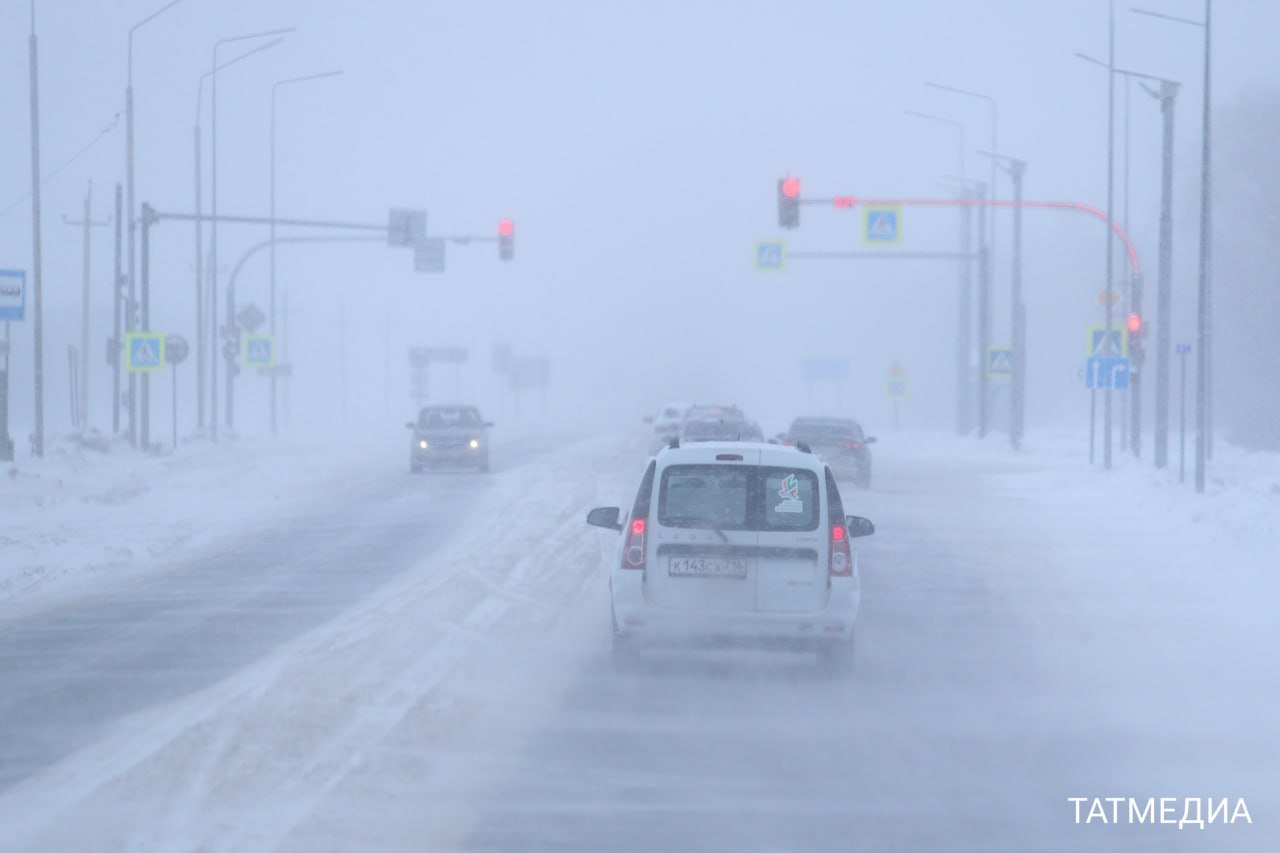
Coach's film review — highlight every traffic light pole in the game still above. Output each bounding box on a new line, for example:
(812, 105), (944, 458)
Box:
(1150, 80), (1179, 469)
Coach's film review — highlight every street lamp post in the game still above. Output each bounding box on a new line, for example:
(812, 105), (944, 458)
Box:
(28, 1), (45, 457)
(127, 0), (182, 450)
(1076, 51), (1181, 466)
(269, 70), (342, 436)
(1132, 2), (1211, 491)
(210, 27), (295, 442)
(905, 109), (971, 436)
(195, 38), (283, 434)
(980, 151), (1028, 451)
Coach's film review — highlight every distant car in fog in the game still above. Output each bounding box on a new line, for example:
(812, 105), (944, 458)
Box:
(587, 440), (875, 673)
(679, 417), (754, 443)
(780, 417), (875, 488)
(406, 405), (493, 473)
(645, 402), (691, 453)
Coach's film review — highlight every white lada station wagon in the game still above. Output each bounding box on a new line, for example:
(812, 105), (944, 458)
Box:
(587, 440), (875, 673)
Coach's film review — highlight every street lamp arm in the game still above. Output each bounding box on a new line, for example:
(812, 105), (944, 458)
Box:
(1131, 7), (1206, 27)
(1075, 51), (1179, 85)
(273, 70), (344, 95)
(198, 38), (285, 120)
(128, 0), (182, 80)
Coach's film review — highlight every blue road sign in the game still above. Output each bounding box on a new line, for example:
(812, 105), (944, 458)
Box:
(862, 205), (902, 246)
(244, 334), (275, 367)
(1087, 326), (1127, 357)
(1176, 342), (1192, 355)
(1085, 356), (1130, 390)
(886, 377), (907, 400)
(802, 357), (848, 382)
(755, 240), (784, 271)
(0, 269), (25, 321)
(125, 332), (165, 372)
(987, 347), (1013, 379)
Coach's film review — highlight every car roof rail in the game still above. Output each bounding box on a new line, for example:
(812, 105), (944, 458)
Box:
(795, 440), (813, 454)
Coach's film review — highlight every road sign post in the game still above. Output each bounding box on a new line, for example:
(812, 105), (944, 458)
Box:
(1177, 342), (1190, 483)
(0, 269), (24, 461)
(166, 334), (189, 450)
(886, 361), (907, 431)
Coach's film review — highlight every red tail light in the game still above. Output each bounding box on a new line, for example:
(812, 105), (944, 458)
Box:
(829, 523), (852, 577)
(845, 441), (862, 449)
(623, 517), (647, 570)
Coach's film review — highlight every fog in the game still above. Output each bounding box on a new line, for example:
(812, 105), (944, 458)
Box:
(2, 2), (1279, 851)
(3, 0), (1278, 442)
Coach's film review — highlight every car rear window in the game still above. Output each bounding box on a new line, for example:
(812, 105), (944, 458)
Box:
(658, 465), (820, 531)
(681, 420), (747, 441)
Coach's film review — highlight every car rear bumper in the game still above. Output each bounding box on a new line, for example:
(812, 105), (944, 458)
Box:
(610, 572), (859, 647)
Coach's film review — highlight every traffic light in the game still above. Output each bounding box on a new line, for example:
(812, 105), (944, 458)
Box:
(498, 218), (514, 261)
(778, 177), (800, 229)
(1127, 313), (1144, 367)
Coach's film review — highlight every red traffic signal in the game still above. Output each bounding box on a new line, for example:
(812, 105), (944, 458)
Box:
(498, 219), (514, 260)
(777, 177), (800, 229)
(1126, 313), (1142, 336)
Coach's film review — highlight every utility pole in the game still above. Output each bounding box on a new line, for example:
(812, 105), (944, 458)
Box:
(1150, 80), (1179, 468)
(958, 188), (973, 435)
(1006, 159), (1027, 449)
(112, 184), (123, 435)
(62, 185), (112, 431)
(28, 4), (46, 458)
(1103, 0), (1117, 470)
(976, 184), (991, 438)
(1195, 0), (1213, 491)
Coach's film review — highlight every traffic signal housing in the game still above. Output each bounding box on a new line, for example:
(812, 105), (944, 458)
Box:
(1127, 313), (1144, 367)
(498, 218), (514, 261)
(778, 177), (800, 229)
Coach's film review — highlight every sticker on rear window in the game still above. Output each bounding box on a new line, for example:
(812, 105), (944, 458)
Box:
(775, 473), (804, 513)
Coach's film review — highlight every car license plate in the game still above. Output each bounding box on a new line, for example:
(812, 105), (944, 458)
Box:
(668, 556), (748, 578)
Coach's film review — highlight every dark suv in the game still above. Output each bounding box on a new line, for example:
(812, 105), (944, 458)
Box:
(406, 405), (494, 473)
(781, 417), (875, 487)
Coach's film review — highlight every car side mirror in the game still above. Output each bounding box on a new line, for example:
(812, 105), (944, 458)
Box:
(845, 515), (875, 538)
(864, 436), (877, 444)
(587, 506), (623, 531)
(405, 421), (415, 429)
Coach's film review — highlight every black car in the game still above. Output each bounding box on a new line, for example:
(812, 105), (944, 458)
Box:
(406, 405), (493, 473)
(782, 417), (875, 487)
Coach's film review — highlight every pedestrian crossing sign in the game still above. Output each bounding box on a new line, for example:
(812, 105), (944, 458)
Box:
(863, 205), (902, 246)
(244, 334), (275, 367)
(987, 347), (1013, 379)
(1087, 326), (1128, 357)
(125, 332), (166, 373)
(755, 240), (785, 271)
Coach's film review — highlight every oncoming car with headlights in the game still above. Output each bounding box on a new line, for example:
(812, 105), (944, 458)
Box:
(406, 405), (493, 473)
(587, 441), (875, 673)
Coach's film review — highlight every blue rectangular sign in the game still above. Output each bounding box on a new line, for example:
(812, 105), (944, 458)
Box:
(0, 269), (25, 321)
(802, 357), (848, 381)
(1085, 356), (1130, 390)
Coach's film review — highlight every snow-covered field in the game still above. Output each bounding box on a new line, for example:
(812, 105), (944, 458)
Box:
(2, 428), (1277, 851)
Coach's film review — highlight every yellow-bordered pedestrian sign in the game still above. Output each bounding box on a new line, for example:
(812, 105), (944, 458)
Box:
(886, 360), (907, 399)
(863, 205), (902, 246)
(244, 334), (275, 368)
(1086, 325), (1128, 357)
(987, 347), (1013, 380)
(755, 240), (785, 271)
(125, 332), (166, 372)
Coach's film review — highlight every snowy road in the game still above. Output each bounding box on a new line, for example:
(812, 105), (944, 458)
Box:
(1, 433), (1276, 852)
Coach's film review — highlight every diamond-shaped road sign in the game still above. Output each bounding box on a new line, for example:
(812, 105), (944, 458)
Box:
(237, 302), (267, 333)
(755, 240), (784, 271)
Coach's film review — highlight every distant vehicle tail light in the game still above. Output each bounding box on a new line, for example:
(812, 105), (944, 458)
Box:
(623, 517), (647, 570)
(845, 441), (862, 449)
(829, 522), (852, 577)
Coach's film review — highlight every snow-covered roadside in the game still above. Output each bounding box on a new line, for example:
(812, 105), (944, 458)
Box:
(0, 434), (635, 853)
(1, 430), (398, 617)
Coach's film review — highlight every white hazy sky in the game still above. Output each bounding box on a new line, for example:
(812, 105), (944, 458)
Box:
(1, 1), (1275, 439)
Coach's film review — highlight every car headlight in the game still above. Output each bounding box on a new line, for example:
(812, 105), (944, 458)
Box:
(419, 440), (428, 449)
(469, 439), (480, 449)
